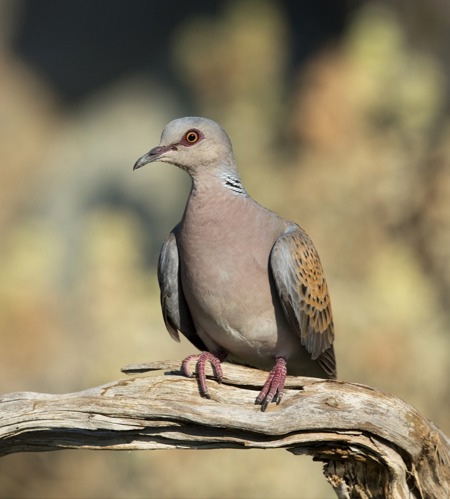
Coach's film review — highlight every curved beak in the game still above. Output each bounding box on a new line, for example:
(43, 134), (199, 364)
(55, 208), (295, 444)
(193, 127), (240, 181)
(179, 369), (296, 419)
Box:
(133, 145), (174, 170)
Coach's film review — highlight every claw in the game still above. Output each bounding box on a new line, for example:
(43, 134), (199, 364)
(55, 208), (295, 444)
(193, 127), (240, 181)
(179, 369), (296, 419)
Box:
(255, 357), (287, 411)
(181, 352), (224, 398)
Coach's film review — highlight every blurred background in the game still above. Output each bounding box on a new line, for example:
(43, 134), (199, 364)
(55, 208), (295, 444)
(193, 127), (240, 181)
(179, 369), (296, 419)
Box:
(1, 0), (449, 497)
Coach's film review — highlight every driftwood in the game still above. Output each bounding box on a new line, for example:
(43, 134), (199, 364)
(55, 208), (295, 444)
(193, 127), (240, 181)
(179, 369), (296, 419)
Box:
(0, 360), (448, 498)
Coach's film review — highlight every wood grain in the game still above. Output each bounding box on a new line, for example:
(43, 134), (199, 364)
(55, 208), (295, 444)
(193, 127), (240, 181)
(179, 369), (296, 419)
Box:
(1, 360), (449, 498)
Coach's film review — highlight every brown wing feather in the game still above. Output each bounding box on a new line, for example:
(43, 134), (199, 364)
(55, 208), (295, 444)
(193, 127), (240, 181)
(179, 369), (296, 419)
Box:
(270, 223), (335, 376)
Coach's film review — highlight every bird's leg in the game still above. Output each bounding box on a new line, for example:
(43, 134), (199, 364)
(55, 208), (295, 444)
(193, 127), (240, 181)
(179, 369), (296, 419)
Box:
(255, 357), (287, 411)
(181, 351), (227, 399)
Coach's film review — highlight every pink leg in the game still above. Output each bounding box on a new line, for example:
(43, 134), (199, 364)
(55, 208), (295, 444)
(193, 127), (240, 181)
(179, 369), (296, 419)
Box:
(181, 351), (225, 399)
(255, 357), (287, 411)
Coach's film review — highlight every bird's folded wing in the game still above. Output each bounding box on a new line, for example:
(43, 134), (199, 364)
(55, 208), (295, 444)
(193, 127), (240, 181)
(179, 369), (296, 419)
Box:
(270, 223), (335, 373)
(157, 230), (207, 351)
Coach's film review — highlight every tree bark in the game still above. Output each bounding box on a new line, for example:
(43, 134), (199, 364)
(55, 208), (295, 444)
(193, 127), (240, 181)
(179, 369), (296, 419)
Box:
(0, 360), (448, 498)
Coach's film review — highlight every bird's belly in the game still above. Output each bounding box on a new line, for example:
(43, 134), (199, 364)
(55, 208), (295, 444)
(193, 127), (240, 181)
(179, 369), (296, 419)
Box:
(177, 201), (303, 369)
(180, 257), (301, 368)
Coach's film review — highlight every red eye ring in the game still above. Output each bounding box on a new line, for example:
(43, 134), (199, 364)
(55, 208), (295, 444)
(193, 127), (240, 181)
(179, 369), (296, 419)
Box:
(184, 130), (200, 144)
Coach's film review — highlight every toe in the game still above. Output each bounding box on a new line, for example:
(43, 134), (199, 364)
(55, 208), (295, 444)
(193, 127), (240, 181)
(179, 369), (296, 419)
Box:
(255, 357), (287, 410)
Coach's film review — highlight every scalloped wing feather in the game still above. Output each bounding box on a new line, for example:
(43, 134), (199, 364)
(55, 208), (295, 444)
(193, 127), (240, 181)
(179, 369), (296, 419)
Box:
(270, 224), (335, 376)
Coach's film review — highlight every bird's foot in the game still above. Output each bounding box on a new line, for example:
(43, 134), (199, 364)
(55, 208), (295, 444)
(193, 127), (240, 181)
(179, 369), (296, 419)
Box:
(255, 357), (287, 411)
(181, 352), (225, 399)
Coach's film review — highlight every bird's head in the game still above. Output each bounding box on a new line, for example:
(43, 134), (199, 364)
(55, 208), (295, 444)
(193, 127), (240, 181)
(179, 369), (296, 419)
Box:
(133, 117), (236, 176)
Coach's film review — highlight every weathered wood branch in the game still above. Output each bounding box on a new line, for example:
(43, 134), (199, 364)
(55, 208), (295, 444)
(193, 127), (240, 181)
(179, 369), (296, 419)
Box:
(0, 360), (448, 498)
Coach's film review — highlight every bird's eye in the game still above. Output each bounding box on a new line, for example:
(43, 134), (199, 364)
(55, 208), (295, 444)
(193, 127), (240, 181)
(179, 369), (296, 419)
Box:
(185, 130), (200, 144)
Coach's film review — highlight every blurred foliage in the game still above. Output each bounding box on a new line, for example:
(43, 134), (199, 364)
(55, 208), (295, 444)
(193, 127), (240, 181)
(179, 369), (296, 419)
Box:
(0, 1), (449, 498)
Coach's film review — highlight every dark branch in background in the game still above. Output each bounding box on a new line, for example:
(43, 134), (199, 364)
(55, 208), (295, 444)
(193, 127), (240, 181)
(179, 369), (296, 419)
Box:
(1, 360), (449, 498)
